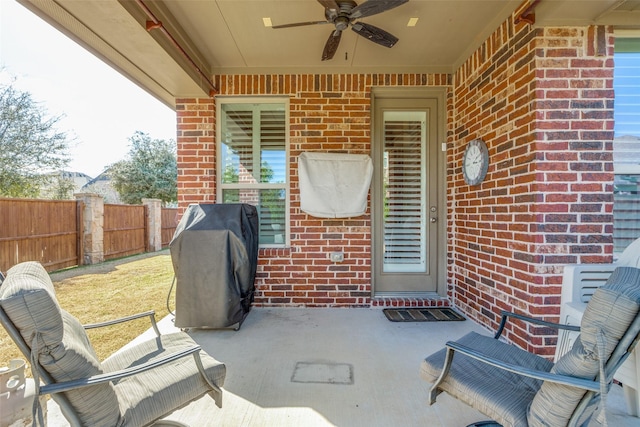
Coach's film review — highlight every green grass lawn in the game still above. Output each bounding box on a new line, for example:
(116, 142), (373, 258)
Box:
(0, 251), (175, 369)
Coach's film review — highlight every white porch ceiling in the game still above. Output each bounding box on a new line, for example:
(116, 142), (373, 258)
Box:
(17, 0), (640, 108)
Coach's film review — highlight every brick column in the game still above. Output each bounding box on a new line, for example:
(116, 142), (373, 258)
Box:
(75, 193), (104, 265)
(176, 97), (216, 216)
(449, 17), (614, 356)
(142, 198), (162, 252)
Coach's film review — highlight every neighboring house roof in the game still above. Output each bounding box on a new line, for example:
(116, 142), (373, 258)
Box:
(82, 171), (110, 188)
(81, 171), (121, 204)
(39, 171), (93, 199)
(64, 171), (93, 191)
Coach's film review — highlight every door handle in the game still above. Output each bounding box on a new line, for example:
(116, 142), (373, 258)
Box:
(430, 217), (437, 223)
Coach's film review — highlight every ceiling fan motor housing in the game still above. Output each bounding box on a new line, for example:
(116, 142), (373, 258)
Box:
(334, 16), (350, 31)
(338, 0), (358, 13)
(325, 1), (356, 25)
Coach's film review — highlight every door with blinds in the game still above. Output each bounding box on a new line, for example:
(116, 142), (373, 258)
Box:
(372, 96), (441, 294)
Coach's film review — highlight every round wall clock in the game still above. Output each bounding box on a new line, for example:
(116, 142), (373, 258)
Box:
(462, 139), (489, 186)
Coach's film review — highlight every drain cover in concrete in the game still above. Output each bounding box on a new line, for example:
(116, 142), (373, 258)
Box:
(291, 362), (353, 385)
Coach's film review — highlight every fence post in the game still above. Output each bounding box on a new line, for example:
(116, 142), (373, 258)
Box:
(142, 198), (162, 252)
(75, 193), (104, 265)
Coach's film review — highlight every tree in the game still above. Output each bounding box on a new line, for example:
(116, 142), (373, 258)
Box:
(109, 131), (177, 205)
(0, 80), (71, 197)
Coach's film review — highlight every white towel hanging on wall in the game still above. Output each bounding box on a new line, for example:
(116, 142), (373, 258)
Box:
(298, 152), (373, 218)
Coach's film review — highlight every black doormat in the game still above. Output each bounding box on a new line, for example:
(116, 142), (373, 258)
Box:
(383, 308), (465, 322)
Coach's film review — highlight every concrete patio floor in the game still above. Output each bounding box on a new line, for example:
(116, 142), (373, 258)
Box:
(48, 307), (638, 426)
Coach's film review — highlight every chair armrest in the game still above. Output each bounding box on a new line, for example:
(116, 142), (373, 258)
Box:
(39, 344), (202, 396)
(494, 310), (580, 339)
(83, 310), (160, 337)
(445, 341), (600, 392)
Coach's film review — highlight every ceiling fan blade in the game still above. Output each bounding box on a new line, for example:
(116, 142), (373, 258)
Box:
(272, 20), (330, 29)
(350, 0), (409, 19)
(322, 30), (342, 61)
(317, 0), (340, 11)
(351, 22), (398, 48)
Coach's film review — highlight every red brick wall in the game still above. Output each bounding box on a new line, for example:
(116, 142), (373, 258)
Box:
(177, 74), (450, 307)
(449, 8), (614, 355)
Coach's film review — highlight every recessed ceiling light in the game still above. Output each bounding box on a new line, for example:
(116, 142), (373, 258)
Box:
(407, 17), (418, 27)
(263, 17), (272, 27)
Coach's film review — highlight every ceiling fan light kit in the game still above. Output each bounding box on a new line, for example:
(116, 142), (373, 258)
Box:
(272, 0), (409, 61)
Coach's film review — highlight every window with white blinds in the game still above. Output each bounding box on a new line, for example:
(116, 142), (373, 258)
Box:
(613, 40), (640, 254)
(219, 100), (288, 246)
(382, 111), (427, 273)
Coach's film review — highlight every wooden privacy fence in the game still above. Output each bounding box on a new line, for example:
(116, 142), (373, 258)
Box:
(0, 197), (178, 273)
(162, 207), (178, 247)
(0, 198), (81, 272)
(104, 204), (147, 260)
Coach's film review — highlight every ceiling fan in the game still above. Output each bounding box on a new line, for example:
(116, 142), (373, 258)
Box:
(272, 0), (409, 61)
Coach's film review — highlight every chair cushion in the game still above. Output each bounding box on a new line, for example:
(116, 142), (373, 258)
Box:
(102, 332), (226, 427)
(528, 266), (640, 427)
(0, 262), (121, 426)
(421, 331), (553, 427)
(0, 263), (63, 348)
(6, 261), (56, 294)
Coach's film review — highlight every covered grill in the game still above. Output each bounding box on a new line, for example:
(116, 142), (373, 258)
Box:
(169, 203), (259, 329)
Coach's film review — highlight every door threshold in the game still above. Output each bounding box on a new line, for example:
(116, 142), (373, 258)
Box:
(371, 293), (449, 308)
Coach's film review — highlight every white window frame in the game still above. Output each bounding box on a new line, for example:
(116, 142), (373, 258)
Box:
(613, 32), (640, 254)
(216, 96), (290, 248)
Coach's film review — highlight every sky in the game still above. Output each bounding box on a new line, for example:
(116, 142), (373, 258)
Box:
(0, 0), (176, 178)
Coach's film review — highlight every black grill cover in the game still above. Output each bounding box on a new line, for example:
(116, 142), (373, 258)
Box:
(169, 203), (259, 328)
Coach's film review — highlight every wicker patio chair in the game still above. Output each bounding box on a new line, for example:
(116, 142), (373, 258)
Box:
(0, 261), (226, 427)
(421, 266), (640, 427)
